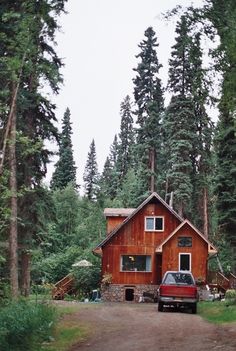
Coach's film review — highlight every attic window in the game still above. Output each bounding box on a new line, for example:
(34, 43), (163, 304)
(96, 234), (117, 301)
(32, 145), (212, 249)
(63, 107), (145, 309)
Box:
(145, 216), (164, 232)
(178, 237), (192, 247)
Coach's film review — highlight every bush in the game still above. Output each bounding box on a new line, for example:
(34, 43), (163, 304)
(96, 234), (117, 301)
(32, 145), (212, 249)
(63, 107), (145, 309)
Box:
(0, 299), (57, 351)
(225, 289), (236, 306)
(0, 280), (10, 305)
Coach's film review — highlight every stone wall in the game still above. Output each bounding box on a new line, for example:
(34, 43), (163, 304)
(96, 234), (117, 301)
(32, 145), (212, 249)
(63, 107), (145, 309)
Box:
(101, 284), (159, 302)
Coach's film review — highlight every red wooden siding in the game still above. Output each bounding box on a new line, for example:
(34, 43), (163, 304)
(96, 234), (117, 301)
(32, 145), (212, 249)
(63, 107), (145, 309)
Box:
(162, 222), (208, 281)
(102, 201), (181, 285)
(106, 217), (125, 234)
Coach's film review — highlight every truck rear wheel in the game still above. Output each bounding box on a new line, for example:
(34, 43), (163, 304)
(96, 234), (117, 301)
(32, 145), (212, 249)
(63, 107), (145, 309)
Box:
(158, 302), (163, 312)
(192, 303), (197, 314)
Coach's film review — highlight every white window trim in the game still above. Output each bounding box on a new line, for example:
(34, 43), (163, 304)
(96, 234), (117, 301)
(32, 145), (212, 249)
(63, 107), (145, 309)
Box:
(178, 253), (191, 272)
(120, 255), (152, 272)
(145, 216), (164, 232)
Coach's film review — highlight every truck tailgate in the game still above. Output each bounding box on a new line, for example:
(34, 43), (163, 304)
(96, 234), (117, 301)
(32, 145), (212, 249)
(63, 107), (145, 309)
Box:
(160, 285), (197, 298)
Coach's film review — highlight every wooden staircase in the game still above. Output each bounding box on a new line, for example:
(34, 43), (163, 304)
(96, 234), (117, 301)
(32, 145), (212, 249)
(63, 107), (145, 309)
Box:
(52, 274), (75, 300)
(207, 271), (236, 293)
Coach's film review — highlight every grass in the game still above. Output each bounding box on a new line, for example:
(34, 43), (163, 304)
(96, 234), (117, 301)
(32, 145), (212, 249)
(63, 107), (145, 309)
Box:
(198, 301), (236, 324)
(40, 303), (91, 351)
(41, 323), (88, 351)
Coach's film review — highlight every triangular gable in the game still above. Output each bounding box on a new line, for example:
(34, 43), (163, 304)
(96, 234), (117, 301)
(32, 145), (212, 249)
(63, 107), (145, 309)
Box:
(93, 192), (183, 254)
(156, 219), (217, 255)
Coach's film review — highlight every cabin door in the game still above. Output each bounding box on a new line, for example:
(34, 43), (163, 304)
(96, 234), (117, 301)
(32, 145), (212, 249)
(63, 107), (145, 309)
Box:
(156, 254), (162, 284)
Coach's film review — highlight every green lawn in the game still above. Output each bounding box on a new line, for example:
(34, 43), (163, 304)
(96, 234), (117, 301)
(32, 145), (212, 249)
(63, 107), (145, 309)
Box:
(198, 301), (236, 324)
(40, 303), (90, 351)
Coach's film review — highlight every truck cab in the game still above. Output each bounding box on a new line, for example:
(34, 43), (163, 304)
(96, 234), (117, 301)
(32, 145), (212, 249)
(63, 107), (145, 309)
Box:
(158, 271), (198, 313)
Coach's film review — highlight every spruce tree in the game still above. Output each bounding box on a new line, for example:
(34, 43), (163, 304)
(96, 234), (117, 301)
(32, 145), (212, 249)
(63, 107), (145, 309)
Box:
(83, 139), (99, 201)
(190, 33), (214, 235)
(99, 135), (120, 200)
(208, 0), (236, 268)
(133, 27), (164, 194)
(116, 95), (135, 182)
(164, 16), (197, 217)
(0, 0), (67, 296)
(51, 108), (77, 190)
(98, 157), (114, 201)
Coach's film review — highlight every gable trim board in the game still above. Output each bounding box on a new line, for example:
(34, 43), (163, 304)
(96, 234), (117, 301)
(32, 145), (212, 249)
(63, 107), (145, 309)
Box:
(93, 192), (183, 254)
(156, 219), (217, 255)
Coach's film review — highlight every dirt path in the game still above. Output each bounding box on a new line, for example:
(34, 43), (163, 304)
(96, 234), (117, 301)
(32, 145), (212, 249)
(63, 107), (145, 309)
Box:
(65, 302), (236, 351)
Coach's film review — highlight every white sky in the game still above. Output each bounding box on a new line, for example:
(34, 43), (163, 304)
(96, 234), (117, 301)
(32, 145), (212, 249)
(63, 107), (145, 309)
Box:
(46, 0), (205, 189)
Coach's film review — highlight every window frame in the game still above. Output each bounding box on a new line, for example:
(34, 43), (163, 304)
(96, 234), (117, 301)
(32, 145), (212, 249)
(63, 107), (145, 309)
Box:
(145, 216), (164, 232)
(120, 254), (152, 272)
(179, 253), (191, 272)
(178, 236), (192, 247)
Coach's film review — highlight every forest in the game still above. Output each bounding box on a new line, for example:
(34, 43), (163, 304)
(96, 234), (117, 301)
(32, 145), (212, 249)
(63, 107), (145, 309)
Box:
(0, 0), (236, 303)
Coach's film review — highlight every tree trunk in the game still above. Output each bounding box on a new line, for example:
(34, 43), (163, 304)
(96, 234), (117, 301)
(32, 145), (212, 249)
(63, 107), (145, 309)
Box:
(0, 52), (26, 175)
(149, 147), (155, 193)
(8, 89), (19, 298)
(178, 201), (183, 218)
(21, 251), (31, 297)
(203, 187), (209, 238)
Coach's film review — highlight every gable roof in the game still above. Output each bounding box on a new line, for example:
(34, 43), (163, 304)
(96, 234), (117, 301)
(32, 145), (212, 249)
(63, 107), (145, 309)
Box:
(93, 192), (183, 254)
(104, 208), (135, 217)
(156, 219), (217, 255)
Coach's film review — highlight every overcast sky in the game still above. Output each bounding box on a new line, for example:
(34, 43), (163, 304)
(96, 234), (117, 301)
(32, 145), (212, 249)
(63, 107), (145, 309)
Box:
(47, 0), (205, 189)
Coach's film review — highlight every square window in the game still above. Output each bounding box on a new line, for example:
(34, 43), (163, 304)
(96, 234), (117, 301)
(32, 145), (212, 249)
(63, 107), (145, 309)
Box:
(145, 216), (164, 231)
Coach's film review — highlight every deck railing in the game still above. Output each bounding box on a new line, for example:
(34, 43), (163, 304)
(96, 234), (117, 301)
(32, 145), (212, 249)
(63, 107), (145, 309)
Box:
(207, 271), (236, 292)
(228, 272), (236, 289)
(52, 273), (75, 299)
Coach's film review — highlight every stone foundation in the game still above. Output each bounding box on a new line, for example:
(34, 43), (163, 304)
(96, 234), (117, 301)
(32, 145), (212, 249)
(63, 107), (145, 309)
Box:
(101, 284), (159, 302)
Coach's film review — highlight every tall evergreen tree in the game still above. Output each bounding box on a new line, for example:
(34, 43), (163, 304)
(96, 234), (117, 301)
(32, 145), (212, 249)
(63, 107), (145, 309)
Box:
(189, 32), (214, 235)
(163, 16), (197, 217)
(116, 95), (135, 182)
(133, 27), (164, 194)
(99, 135), (120, 200)
(207, 0), (236, 268)
(186, 0), (236, 267)
(0, 0), (67, 297)
(50, 107), (77, 190)
(83, 139), (99, 201)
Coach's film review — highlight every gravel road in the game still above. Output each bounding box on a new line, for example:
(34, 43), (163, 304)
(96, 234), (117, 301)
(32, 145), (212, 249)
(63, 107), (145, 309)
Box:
(66, 302), (236, 351)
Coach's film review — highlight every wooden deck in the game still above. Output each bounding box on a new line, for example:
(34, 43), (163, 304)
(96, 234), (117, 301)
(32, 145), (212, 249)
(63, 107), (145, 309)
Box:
(207, 271), (236, 292)
(52, 274), (75, 300)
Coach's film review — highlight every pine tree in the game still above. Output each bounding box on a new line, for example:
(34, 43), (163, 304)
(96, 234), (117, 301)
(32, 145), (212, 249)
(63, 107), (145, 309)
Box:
(164, 16), (197, 217)
(83, 139), (99, 200)
(98, 157), (114, 200)
(133, 27), (164, 194)
(116, 96), (135, 181)
(209, 0), (236, 269)
(51, 108), (77, 190)
(0, 0), (67, 297)
(190, 33), (214, 235)
(99, 135), (120, 200)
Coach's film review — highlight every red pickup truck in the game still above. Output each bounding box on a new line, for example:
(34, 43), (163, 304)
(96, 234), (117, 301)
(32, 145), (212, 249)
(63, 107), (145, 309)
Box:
(158, 271), (198, 314)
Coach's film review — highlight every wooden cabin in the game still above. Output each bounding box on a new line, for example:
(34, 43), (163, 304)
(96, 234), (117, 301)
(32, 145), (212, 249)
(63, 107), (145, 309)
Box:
(93, 192), (217, 302)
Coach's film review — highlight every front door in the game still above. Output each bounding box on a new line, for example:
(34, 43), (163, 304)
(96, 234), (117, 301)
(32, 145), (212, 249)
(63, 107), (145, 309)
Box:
(179, 253), (191, 271)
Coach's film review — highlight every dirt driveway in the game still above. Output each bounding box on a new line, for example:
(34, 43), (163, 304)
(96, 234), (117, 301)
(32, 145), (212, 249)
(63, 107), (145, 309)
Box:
(66, 302), (236, 351)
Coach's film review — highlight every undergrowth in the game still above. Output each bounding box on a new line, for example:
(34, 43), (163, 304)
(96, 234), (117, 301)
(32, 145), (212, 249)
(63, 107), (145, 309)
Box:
(198, 301), (236, 324)
(0, 299), (57, 351)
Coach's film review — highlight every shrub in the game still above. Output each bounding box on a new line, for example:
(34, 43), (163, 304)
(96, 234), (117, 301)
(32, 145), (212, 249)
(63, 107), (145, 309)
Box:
(225, 289), (236, 306)
(0, 299), (57, 351)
